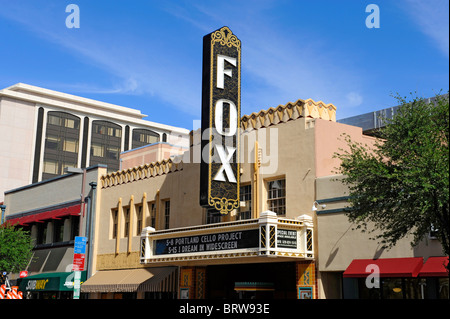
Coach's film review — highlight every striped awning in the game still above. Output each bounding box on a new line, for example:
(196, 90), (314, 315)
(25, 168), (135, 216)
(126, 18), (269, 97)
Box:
(80, 267), (177, 293)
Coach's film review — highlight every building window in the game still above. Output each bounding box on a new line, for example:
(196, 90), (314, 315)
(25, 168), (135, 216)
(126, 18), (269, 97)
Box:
(206, 208), (222, 224)
(164, 201), (170, 229)
(357, 277), (428, 299)
(239, 184), (252, 220)
(36, 222), (48, 245)
(71, 216), (79, 240)
(63, 139), (78, 153)
(43, 160), (77, 175)
(45, 136), (60, 150)
(132, 129), (160, 149)
(136, 205), (143, 236)
(64, 118), (77, 129)
(124, 208), (130, 237)
(53, 218), (65, 243)
(106, 146), (119, 160)
(149, 202), (156, 229)
(267, 178), (286, 215)
(112, 209), (118, 239)
(43, 112), (80, 180)
(91, 144), (104, 157)
(90, 120), (122, 172)
(48, 114), (62, 126)
(43, 160), (58, 174)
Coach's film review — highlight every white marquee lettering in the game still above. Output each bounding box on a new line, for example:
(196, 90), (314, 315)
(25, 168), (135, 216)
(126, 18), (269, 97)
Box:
(213, 145), (237, 183)
(214, 99), (237, 136)
(216, 54), (236, 89)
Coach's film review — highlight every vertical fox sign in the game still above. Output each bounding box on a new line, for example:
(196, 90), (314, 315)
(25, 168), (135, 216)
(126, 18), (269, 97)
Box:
(200, 26), (241, 215)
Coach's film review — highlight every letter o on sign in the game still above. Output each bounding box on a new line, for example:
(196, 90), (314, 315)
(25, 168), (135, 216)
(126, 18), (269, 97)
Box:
(214, 99), (237, 136)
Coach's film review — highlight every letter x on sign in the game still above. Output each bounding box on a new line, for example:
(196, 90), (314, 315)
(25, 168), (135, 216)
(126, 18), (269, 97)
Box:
(213, 145), (236, 183)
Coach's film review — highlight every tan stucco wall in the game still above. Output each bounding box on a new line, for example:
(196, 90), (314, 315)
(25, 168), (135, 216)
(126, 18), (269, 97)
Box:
(93, 104), (444, 300)
(314, 119), (378, 178)
(94, 116), (321, 271)
(315, 176), (444, 273)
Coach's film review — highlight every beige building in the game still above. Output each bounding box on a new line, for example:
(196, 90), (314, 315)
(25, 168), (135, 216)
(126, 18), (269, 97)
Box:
(80, 97), (447, 299)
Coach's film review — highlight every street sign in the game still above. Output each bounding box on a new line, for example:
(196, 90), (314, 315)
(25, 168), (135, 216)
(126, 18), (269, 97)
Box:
(19, 271), (28, 278)
(73, 271), (81, 299)
(72, 253), (85, 271)
(74, 236), (87, 254)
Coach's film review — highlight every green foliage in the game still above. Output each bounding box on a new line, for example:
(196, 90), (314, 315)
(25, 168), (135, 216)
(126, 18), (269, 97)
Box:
(335, 93), (449, 261)
(0, 223), (34, 273)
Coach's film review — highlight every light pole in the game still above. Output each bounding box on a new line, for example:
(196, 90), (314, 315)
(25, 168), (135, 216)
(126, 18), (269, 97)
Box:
(64, 167), (88, 300)
(86, 182), (97, 280)
(64, 167), (87, 236)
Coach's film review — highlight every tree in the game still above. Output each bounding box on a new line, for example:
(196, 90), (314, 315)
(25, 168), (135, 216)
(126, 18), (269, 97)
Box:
(335, 93), (449, 276)
(0, 223), (34, 274)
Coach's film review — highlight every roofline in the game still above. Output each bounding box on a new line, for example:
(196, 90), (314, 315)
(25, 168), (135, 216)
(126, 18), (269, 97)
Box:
(4, 164), (107, 195)
(4, 82), (144, 117)
(0, 83), (190, 134)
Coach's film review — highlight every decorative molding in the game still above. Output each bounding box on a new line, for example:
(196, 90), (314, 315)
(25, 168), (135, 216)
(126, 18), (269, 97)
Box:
(100, 159), (182, 188)
(97, 251), (144, 270)
(241, 98), (336, 131)
(211, 26), (241, 50)
(100, 98), (336, 189)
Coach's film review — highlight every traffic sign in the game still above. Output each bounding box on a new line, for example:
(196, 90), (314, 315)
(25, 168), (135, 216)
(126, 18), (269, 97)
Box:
(72, 253), (85, 271)
(19, 271), (28, 278)
(74, 236), (87, 254)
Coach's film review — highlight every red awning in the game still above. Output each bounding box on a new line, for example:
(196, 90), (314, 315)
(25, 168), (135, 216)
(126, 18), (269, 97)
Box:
(419, 257), (449, 277)
(6, 204), (81, 226)
(343, 257), (424, 278)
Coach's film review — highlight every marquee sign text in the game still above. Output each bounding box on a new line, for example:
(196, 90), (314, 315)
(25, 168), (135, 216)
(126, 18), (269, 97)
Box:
(155, 229), (258, 255)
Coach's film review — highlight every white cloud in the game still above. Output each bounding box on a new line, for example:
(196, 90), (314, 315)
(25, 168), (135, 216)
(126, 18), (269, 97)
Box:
(0, 3), (201, 116)
(346, 92), (363, 107)
(402, 0), (449, 57)
(166, 2), (365, 115)
(0, 1), (368, 118)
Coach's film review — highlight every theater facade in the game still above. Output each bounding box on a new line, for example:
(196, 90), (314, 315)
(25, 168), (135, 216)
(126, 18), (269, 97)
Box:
(80, 27), (447, 299)
(82, 95), (337, 299)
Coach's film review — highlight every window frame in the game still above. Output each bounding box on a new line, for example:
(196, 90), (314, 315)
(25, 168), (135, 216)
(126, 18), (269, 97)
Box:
(266, 177), (286, 216)
(239, 184), (252, 220)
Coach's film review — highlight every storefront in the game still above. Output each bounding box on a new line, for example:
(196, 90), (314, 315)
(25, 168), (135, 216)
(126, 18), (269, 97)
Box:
(418, 256), (449, 299)
(342, 257), (449, 299)
(141, 211), (318, 299)
(17, 271), (87, 299)
(202, 263), (295, 299)
(80, 267), (178, 299)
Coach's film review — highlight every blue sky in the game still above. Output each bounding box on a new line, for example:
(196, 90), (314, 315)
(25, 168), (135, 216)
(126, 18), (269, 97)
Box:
(0, 0), (448, 130)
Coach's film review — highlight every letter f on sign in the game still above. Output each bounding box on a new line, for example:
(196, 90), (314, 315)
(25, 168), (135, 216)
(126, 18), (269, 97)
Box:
(217, 55), (236, 89)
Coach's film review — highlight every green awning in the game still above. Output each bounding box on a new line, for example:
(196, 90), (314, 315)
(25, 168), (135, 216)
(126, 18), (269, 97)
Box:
(17, 271), (87, 292)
